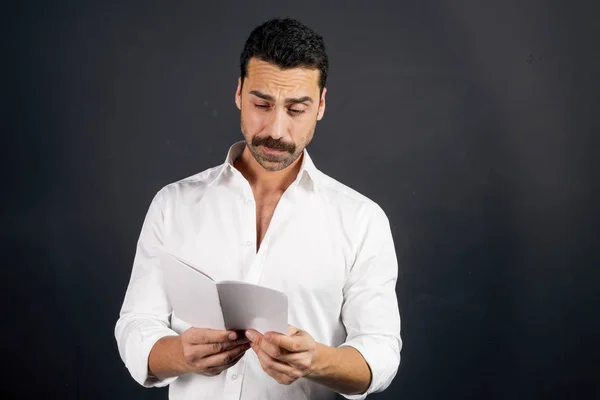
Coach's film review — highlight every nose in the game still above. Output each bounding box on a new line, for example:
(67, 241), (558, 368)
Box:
(266, 108), (287, 139)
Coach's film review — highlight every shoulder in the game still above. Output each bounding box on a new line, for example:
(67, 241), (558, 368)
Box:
(150, 164), (224, 206)
(314, 170), (390, 224)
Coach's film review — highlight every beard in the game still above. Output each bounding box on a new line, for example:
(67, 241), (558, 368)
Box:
(240, 116), (316, 172)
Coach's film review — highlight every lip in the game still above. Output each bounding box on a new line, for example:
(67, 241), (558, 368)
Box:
(261, 146), (287, 155)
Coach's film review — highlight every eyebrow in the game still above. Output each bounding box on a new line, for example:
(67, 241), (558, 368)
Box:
(249, 90), (313, 105)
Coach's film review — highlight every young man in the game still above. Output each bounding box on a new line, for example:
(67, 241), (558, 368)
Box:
(115, 17), (401, 400)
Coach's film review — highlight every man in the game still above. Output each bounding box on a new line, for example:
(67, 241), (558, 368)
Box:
(115, 17), (401, 400)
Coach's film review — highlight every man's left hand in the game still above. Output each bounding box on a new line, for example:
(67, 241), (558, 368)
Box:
(245, 325), (316, 385)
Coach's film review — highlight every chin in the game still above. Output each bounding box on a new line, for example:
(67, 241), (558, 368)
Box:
(258, 154), (299, 172)
(257, 157), (290, 171)
(261, 163), (286, 172)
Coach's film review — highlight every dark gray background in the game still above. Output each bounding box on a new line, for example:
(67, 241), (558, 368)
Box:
(3, 0), (599, 399)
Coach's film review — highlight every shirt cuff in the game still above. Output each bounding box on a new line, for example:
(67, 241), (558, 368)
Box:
(125, 324), (180, 388)
(336, 335), (400, 399)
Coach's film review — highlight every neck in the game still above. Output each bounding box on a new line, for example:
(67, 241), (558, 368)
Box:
(234, 146), (303, 193)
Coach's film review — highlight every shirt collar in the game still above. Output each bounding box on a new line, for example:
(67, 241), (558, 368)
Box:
(209, 141), (320, 191)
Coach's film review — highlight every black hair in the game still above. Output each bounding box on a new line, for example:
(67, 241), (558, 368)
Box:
(239, 18), (329, 94)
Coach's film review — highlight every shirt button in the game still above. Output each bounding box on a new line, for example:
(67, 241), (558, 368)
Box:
(232, 374), (238, 380)
(246, 241), (252, 247)
(244, 198), (251, 204)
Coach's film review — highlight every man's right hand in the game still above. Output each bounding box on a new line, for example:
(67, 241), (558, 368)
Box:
(181, 328), (251, 376)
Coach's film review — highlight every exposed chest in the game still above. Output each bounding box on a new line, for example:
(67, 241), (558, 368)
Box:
(255, 194), (282, 250)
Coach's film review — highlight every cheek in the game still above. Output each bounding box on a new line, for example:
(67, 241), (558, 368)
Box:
(290, 117), (315, 138)
(242, 108), (265, 132)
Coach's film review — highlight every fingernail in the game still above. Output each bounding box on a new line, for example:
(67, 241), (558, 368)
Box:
(245, 331), (254, 340)
(264, 333), (271, 341)
(228, 332), (237, 340)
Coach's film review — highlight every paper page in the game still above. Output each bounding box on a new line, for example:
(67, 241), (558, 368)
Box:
(159, 250), (225, 330)
(216, 281), (288, 335)
(164, 251), (215, 281)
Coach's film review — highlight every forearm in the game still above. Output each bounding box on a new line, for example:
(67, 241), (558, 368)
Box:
(306, 343), (371, 395)
(148, 335), (191, 380)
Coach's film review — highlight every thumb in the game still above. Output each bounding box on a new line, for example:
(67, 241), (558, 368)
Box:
(287, 324), (300, 336)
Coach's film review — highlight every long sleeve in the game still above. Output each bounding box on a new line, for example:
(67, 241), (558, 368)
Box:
(337, 202), (402, 399)
(114, 188), (178, 388)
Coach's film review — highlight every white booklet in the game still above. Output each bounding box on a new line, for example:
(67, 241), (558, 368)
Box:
(159, 250), (288, 335)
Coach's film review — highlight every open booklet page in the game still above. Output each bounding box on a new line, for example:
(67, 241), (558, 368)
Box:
(217, 281), (288, 334)
(160, 250), (288, 334)
(160, 250), (225, 329)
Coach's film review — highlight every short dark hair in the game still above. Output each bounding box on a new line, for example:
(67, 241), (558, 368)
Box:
(240, 18), (329, 93)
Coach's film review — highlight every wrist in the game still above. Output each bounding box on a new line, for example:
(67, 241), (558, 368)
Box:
(148, 335), (190, 380)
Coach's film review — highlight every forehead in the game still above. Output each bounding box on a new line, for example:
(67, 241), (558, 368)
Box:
(244, 58), (320, 95)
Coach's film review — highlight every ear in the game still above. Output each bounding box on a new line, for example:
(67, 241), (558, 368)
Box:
(316, 87), (327, 121)
(235, 77), (242, 110)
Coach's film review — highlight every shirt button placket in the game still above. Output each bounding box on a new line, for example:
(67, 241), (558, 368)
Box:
(245, 195), (254, 251)
(223, 361), (244, 399)
(242, 193), (256, 283)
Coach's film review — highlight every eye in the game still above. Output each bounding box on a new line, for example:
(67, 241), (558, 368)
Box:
(254, 104), (270, 110)
(288, 108), (305, 115)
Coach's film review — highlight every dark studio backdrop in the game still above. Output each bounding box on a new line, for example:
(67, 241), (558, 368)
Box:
(3, 0), (599, 399)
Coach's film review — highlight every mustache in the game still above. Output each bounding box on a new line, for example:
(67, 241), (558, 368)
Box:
(252, 136), (295, 153)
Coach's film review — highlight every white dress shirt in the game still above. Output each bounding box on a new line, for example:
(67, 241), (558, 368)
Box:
(114, 141), (402, 400)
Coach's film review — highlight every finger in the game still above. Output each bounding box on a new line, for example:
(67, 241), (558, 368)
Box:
(287, 325), (300, 336)
(254, 344), (301, 383)
(245, 329), (261, 344)
(254, 340), (308, 373)
(245, 330), (270, 354)
(220, 337), (250, 351)
(188, 328), (239, 344)
(246, 329), (292, 360)
(201, 343), (251, 369)
(255, 333), (291, 360)
(190, 337), (248, 360)
(204, 349), (246, 374)
(264, 331), (309, 353)
(198, 351), (246, 377)
(245, 329), (283, 352)
(197, 337), (249, 357)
